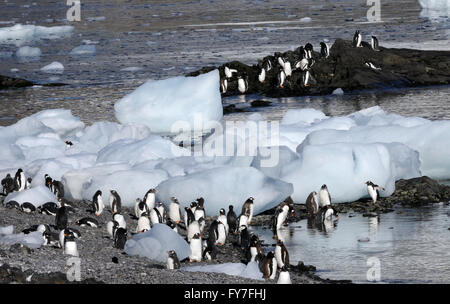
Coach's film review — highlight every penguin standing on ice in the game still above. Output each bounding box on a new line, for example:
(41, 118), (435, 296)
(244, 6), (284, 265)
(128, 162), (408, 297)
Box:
(365, 181), (385, 204)
(275, 239), (290, 269)
(305, 191), (319, 216)
(227, 205), (237, 235)
(319, 184), (331, 207)
(167, 250), (181, 270)
(109, 190), (121, 215)
(169, 197), (181, 224)
(353, 30), (362, 47)
(56, 206), (68, 230)
(189, 233), (202, 262)
(371, 36), (380, 51)
(143, 189), (156, 211)
(241, 197), (254, 225)
(1, 174), (14, 195)
(320, 42), (330, 58)
(14, 169), (26, 192)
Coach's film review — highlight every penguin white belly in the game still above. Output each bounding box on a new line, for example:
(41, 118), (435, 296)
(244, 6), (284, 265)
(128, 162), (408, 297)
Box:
(238, 214), (248, 228)
(277, 271), (292, 284)
(319, 190), (331, 207)
(194, 209), (204, 221)
(258, 69), (265, 83)
(59, 230), (65, 248)
(324, 208), (334, 220)
(216, 223), (227, 245)
(156, 206), (165, 222)
(19, 174), (26, 191)
(167, 258), (175, 270)
(275, 246), (284, 267)
(283, 61), (292, 77)
(218, 215), (229, 234)
(114, 215), (127, 229)
(276, 210), (288, 230)
(189, 239), (202, 262)
(368, 186), (377, 202)
(250, 247), (258, 261)
(169, 203), (181, 223)
(187, 222), (200, 242)
(270, 257), (277, 279)
(136, 216), (150, 233)
(247, 204), (254, 224)
(106, 221), (114, 237)
(150, 209), (161, 225)
(64, 241), (79, 257)
(145, 194), (155, 211)
(238, 78), (247, 93)
(96, 197), (105, 216)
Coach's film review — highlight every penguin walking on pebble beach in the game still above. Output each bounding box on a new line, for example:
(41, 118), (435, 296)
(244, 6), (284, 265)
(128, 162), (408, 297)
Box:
(167, 250), (181, 269)
(56, 206), (68, 230)
(189, 233), (202, 262)
(365, 181), (385, 204)
(109, 190), (121, 215)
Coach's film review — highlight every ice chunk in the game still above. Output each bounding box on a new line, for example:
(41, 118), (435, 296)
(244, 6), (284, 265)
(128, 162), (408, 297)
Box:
(0, 225), (14, 235)
(29, 109), (85, 137)
(69, 45), (96, 56)
(15, 133), (66, 161)
(281, 142), (421, 203)
(15, 46), (41, 58)
(182, 261), (263, 280)
(300, 17), (312, 22)
(96, 135), (189, 165)
(40, 61), (64, 74)
(114, 69), (223, 134)
(281, 108), (327, 126)
(4, 185), (57, 207)
(0, 230), (45, 249)
(124, 223), (190, 262)
(82, 169), (169, 206)
(0, 24), (74, 47)
(251, 146), (299, 179)
(419, 0), (449, 18)
(156, 166), (293, 216)
(332, 88), (344, 95)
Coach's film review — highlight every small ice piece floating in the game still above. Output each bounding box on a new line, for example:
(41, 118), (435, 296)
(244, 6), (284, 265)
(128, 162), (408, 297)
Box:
(69, 45), (96, 56)
(40, 62), (64, 74)
(124, 223), (190, 263)
(114, 69), (223, 134)
(0, 24), (74, 47)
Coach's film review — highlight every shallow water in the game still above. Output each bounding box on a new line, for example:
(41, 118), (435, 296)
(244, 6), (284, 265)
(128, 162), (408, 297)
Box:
(251, 204), (450, 284)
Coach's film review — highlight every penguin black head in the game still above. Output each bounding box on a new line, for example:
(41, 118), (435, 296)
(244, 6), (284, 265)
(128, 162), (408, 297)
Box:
(148, 189), (156, 193)
(110, 190), (117, 195)
(219, 208), (226, 215)
(190, 202), (197, 209)
(267, 251), (275, 259)
(168, 250), (178, 258)
(305, 43), (313, 51)
(192, 233), (201, 240)
(228, 205), (234, 211)
(196, 197), (204, 205)
(170, 197), (179, 204)
(276, 239), (284, 246)
(321, 184), (327, 190)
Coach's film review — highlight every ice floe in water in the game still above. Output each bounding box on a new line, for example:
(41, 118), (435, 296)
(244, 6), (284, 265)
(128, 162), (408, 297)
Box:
(0, 24), (74, 47)
(15, 46), (41, 59)
(40, 61), (64, 74)
(69, 45), (96, 56)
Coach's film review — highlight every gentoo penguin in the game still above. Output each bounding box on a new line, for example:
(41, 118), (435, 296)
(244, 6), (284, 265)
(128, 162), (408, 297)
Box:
(320, 42), (330, 58)
(190, 201), (198, 214)
(64, 233), (79, 256)
(166, 219), (178, 233)
(65, 140), (73, 148)
(248, 234), (263, 262)
(156, 202), (166, 223)
(283, 59), (292, 77)
(51, 180), (64, 199)
(262, 252), (277, 280)
(167, 250), (181, 269)
(202, 237), (217, 261)
(134, 198), (148, 219)
(276, 53), (285, 68)
(305, 191), (319, 216)
(304, 43), (313, 59)
(23, 224), (46, 234)
(317, 205), (338, 223)
(184, 206), (195, 227)
(25, 177), (32, 190)
(277, 266), (292, 284)
(241, 197), (254, 224)
(44, 174), (53, 190)
(194, 202), (205, 221)
(14, 168), (26, 192)
(319, 184), (331, 207)
(218, 208), (229, 234)
(302, 70), (311, 87)
(57, 228), (80, 248)
(365, 181), (385, 204)
(136, 215), (151, 233)
(239, 225), (250, 251)
(224, 65), (237, 79)
(92, 190), (105, 216)
(114, 228), (127, 249)
(38, 202), (59, 216)
(295, 57), (309, 71)
(220, 77), (228, 93)
(43, 230), (60, 247)
(275, 239), (290, 269)
(208, 220), (219, 244)
(273, 202), (291, 232)
(216, 221), (227, 245)
(187, 220), (201, 242)
(109, 190), (121, 215)
(258, 67), (266, 83)
(5, 200), (20, 209)
(189, 233), (202, 262)
(106, 220), (119, 238)
(365, 61), (381, 70)
(237, 74), (249, 94)
(21, 202), (36, 213)
(75, 217), (99, 228)
(1, 174), (14, 195)
(143, 188), (156, 211)
(238, 213), (249, 229)
(353, 30), (362, 48)
(113, 213), (127, 230)
(150, 207), (163, 226)
(371, 36), (380, 51)
(227, 205), (237, 235)
(277, 67), (286, 88)
(169, 197), (181, 224)
(55, 206), (68, 230)
(262, 58), (272, 72)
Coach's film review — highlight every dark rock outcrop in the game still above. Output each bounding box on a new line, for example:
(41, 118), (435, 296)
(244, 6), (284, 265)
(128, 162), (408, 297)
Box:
(187, 39), (450, 98)
(0, 75), (67, 90)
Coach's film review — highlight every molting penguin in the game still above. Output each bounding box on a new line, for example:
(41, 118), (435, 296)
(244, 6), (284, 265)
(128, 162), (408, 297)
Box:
(305, 191), (319, 216)
(365, 181), (385, 204)
(75, 217), (99, 228)
(136, 215), (151, 233)
(353, 30), (362, 47)
(21, 202), (36, 213)
(275, 239), (290, 269)
(114, 227), (127, 249)
(189, 233), (202, 262)
(241, 197), (254, 224)
(227, 205), (237, 235)
(371, 36), (380, 51)
(319, 184), (331, 207)
(320, 42), (330, 58)
(55, 206), (68, 230)
(262, 252), (277, 280)
(237, 74), (249, 94)
(109, 190), (121, 215)
(134, 198), (148, 219)
(92, 190), (104, 216)
(277, 266), (292, 284)
(143, 188), (156, 211)
(169, 197), (181, 224)
(1, 174), (14, 195)
(218, 208), (229, 234)
(14, 168), (26, 192)
(167, 250), (181, 269)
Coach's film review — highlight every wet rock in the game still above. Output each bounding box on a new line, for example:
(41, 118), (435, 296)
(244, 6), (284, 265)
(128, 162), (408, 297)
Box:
(292, 261), (316, 273)
(250, 99), (272, 107)
(0, 75), (34, 90)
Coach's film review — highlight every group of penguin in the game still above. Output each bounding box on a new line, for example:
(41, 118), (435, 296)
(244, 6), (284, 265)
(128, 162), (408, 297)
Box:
(219, 30), (382, 95)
